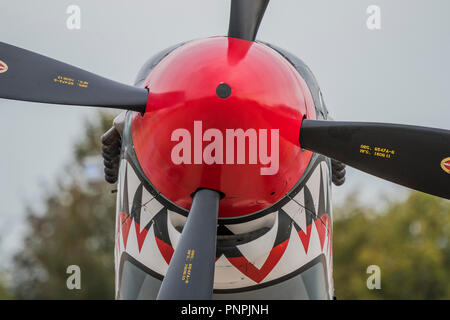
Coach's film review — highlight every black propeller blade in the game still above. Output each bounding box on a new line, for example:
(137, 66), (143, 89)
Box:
(156, 189), (221, 300)
(228, 0), (270, 41)
(0, 42), (147, 112)
(300, 119), (450, 199)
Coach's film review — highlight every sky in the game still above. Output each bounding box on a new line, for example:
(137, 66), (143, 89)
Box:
(0, 0), (449, 262)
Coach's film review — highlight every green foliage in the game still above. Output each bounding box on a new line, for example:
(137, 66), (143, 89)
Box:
(0, 280), (11, 299)
(333, 192), (450, 299)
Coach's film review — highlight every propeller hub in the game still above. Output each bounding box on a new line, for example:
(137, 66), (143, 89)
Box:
(132, 37), (316, 218)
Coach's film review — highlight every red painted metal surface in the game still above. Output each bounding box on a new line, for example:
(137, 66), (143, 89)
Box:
(132, 37), (315, 218)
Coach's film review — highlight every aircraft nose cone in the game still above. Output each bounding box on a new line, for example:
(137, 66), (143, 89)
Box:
(132, 37), (316, 218)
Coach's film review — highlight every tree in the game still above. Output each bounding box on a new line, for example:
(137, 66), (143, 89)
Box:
(333, 191), (450, 299)
(10, 112), (117, 299)
(0, 279), (11, 299)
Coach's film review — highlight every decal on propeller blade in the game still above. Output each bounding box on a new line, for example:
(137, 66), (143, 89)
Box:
(441, 157), (450, 174)
(53, 75), (89, 88)
(360, 144), (396, 159)
(0, 60), (8, 73)
(182, 249), (195, 284)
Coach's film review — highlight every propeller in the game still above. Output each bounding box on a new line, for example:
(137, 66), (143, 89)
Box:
(156, 189), (221, 300)
(2, 0), (448, 301)
(0, 42), (147, 112)
(300, 119), (450, 199)
(228, 0), (270, 41)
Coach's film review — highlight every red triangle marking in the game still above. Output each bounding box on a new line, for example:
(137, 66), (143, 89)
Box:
(315, 219), (327, 251)
(298, 224), (312, 253)
(297, 213), (331, 253)
(227, 239), (289, 283)
(134, 221), (149, 252)
(315, 214), (331, 251)
(120, 212), (132, 250)
(155, 237), (174, 265)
